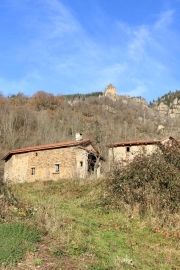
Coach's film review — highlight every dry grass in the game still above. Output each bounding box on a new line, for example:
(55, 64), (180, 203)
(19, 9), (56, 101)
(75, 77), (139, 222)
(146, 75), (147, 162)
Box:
(3, 179), (178, 270)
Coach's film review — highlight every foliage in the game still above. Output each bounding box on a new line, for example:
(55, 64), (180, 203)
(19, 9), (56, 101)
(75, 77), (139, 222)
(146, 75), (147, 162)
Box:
(0, 182), (18, 221)
(158, 140), (180, 170)
(156, 90), (180, 106)
(0, 181), (31, 222)
(64, 91), (103, 99)
(0, 89), (179, 159)
(30, 91), (63, 110)
(108, 146), (180, 218)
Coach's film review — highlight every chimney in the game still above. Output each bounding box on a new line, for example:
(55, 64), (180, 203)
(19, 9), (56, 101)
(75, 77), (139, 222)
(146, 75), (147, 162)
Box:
(75, 133), (83, 141)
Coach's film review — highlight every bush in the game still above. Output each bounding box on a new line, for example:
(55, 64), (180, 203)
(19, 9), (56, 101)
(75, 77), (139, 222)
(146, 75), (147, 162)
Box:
(0, 181), (30, 221)
(108, 146), (180, 218)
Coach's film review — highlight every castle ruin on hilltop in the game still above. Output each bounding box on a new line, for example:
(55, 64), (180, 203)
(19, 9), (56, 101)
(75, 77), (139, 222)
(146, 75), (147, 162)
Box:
(104, 84), (118, 100)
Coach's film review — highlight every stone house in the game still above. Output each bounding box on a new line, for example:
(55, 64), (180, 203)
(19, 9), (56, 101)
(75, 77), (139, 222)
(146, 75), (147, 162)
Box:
(2, 136), (103, 183)
(107, 137), (179, 168)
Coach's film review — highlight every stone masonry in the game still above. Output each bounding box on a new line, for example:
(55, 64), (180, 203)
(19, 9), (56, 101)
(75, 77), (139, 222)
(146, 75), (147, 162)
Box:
(3, 140), (101, 183)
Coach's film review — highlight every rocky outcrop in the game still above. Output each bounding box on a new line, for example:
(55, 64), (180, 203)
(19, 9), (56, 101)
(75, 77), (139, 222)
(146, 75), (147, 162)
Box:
(156, 96), (180, 118)
(103, 85), (180, 118)
(157, 102), (169, 115)
(129, 96), (149, 107)
(104, 84), (118, 100)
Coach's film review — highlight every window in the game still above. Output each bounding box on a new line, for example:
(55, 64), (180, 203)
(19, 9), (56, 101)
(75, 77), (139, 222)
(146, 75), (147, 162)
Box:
(31, 167), (35, 175)
(55, 164), (60, 173)
(126, 146), (130, 153)
(88, 153), (96, 172)
(80, 161), (83, 167)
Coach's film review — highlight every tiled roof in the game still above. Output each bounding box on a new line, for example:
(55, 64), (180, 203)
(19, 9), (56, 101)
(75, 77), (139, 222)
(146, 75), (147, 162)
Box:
(2, 139), (91, 161)
(107, 139), (162, 148)
(107, 137), (180, 148)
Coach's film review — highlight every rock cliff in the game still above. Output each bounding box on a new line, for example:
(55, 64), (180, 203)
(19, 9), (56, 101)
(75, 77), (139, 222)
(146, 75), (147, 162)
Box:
(154, 91), (180, 118)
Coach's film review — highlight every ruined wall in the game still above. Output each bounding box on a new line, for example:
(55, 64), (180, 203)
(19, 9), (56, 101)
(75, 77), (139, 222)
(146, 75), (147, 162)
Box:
(104, 84), (118, 101)
(4, 146), (90, 183)
(76, 146), (102, 178)
(75, 147), (89, 179)
(108, 144), (159, 167)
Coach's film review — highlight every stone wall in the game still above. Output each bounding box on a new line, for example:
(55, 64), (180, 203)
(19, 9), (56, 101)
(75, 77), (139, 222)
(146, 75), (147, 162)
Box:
(108, 144), (159, 168)
(4, 146), (90, 183)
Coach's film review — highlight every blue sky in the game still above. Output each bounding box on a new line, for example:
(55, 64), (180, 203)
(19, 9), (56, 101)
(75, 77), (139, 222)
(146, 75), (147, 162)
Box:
(0, 0), (180, 100)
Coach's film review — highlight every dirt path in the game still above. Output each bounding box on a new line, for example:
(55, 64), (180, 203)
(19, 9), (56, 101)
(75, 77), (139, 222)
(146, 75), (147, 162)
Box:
(3, 241), (79, 270)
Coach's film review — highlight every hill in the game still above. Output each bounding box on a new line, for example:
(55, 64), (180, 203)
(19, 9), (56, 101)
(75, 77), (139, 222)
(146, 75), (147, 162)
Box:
(0, 87), (179, 170)
(152, 90), (180, 118)
(156, 90), (180, 106)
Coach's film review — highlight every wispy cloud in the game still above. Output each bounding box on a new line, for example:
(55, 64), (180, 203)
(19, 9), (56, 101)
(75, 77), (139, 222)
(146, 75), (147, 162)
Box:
(128, 26), (150, 61)
(154, 9), (175, 29)
(0, 0), (179, 100)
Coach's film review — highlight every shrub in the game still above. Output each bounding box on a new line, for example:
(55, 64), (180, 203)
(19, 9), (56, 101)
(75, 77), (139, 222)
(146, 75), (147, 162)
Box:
(107, 146), (180, 218)
(0, 181), (30, 221)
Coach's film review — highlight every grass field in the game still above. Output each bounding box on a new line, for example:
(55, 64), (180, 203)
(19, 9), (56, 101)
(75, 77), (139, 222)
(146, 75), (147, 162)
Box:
(0, 223), (40, 265)
(1, 179), (180, 269)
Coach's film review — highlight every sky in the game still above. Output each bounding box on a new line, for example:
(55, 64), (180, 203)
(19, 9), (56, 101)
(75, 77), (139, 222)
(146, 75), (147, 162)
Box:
(0, 0), (180, 100)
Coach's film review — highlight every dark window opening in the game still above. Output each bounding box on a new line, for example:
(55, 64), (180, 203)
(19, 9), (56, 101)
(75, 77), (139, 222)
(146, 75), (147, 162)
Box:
(88, 153), (97, 173)
(31, 167), (35, 175)
(35, 152), (38, 156)
(80, 161), (83, 167)
(55, 164), (60, 173)
(126, 146), (130, 152)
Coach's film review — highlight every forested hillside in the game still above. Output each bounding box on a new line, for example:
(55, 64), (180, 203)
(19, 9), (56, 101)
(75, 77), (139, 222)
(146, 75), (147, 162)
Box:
(156, 90), (180, 106)
(151, 90), (180, 117)
(0, 89), (179, 173)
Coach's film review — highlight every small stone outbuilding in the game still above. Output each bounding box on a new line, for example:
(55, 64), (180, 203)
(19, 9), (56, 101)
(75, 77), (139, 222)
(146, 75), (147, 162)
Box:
(2, 138), (103, 183)
(107, 137), (179, 168)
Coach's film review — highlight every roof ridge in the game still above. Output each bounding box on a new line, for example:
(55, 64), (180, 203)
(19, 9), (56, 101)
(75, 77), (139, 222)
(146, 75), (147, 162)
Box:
(107, 137), (178, 147)
(107, 139), (161, 147)
(2, 139), (91, 161)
